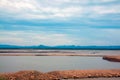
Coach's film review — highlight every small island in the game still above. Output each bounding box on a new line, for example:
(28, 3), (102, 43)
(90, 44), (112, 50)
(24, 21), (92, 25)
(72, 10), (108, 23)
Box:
(103, 56), (120, 62)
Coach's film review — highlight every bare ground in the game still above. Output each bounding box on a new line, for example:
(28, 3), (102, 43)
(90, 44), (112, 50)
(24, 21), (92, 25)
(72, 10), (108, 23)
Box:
(0, 69), (120, 80)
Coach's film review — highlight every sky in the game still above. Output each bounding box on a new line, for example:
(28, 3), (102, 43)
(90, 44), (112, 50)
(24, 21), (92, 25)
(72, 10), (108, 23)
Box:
(0, 0), (120, 46)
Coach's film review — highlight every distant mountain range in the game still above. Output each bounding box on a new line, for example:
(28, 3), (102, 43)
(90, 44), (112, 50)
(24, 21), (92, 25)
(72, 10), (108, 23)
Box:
(0, 44), (120, 50)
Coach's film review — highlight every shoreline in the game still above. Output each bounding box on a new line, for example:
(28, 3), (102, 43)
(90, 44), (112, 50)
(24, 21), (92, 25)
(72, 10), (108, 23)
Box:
(0, 69), (120, 80)
(0, 53), (118, 56)
(0, 53), (120, 62)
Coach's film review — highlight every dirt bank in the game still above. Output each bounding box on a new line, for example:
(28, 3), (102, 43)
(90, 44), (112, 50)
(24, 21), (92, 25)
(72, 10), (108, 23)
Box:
(0, 69), (120, 80)
(103, 56), (120, 62)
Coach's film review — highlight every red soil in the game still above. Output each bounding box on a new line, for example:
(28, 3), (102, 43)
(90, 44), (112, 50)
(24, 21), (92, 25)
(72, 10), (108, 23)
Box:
(0, 69), (120, 80)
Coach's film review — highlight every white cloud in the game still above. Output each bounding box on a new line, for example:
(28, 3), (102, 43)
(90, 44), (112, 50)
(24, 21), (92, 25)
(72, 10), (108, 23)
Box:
(0, 31), (74, 46)
(100, 0), (116, 2)
(92, 5), (120, 15)
(0, 0), (83, 20)
(0, 28), (120, 46)
(0, 0), (120, 20)
(0, 0), (37, 12)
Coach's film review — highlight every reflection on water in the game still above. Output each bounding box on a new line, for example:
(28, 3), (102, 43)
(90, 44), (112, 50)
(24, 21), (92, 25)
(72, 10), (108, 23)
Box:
(0, 56), (120, 72)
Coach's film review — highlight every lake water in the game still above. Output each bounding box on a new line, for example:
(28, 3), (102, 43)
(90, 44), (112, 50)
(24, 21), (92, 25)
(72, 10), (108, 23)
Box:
(0, 56), (120, 73)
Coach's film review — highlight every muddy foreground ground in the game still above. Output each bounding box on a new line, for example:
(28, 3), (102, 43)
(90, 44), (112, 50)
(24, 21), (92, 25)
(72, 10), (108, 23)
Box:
(0, 69), (120, 80)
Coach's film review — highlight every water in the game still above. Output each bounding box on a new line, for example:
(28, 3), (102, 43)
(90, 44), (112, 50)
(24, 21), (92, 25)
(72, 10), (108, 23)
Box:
(0, 50), (120, 55)
(0, 56), (120, 73)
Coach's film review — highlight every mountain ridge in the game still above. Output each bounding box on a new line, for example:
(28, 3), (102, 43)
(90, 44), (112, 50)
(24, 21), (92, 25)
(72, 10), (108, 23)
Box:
(0, 44), (120, 50)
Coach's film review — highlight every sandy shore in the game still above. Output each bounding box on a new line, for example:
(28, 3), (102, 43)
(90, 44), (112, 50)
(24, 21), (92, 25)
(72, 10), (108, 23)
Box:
(0, 49), (120, 56)
(0, 69), (120, 80)
(0, 53), (117, 56)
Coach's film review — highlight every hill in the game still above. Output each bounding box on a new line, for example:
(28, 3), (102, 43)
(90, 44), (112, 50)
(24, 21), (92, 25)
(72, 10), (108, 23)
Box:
(0, 44), (120, 50)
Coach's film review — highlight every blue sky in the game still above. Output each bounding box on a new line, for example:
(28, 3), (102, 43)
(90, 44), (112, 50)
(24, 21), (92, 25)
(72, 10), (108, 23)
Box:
(0, 0), (120, 46)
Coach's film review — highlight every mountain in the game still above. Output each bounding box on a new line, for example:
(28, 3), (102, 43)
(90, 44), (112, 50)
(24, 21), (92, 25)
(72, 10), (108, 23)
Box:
(0, 44), (120, 50)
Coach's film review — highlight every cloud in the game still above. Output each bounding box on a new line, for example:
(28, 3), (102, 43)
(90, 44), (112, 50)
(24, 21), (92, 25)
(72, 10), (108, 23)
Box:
(0, 28), (120, 46)
(0, 0), (83, 20)
(0, 0), (37, 11)
(92, 5), (120, 15)
(0, 0), (120, 46)
(1, 0), (119, 20)
(0, 31), (74, 46)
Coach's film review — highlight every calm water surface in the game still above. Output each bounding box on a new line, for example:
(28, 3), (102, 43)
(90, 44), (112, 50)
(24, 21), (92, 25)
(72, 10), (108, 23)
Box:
(0, 56), (120, 72)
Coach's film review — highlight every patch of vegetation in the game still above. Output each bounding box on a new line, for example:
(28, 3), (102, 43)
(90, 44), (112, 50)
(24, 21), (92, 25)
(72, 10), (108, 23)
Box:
(0, 77), (6, 80)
